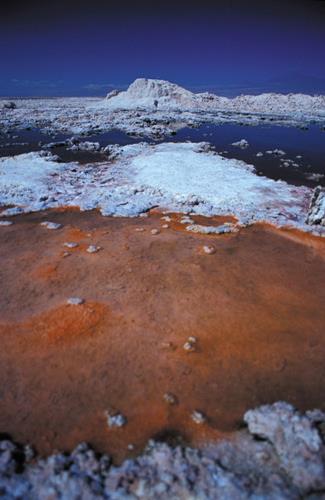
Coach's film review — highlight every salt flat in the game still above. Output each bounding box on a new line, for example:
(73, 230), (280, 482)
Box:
(0, 142), (321, 232)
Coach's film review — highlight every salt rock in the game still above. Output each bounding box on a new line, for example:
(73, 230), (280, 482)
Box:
(40, 221), (62, 230)
(106, 411), (127, 428)
(63, 242), (78, 248)
(67, 297), (84, 305)
(180, 216), (194, 224)
(203, 245), (216, 254)
(163, 393), (178, 405)
(87, 245), (100, 253)
(244, 402), (325, 492)
(306, 186), (325, 226)
(183, 341), (196, 352)
(191, 411), (206, 424)
(231, 139), (249, 148)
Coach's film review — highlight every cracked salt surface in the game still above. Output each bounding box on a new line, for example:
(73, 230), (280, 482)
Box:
(0, 142), (323, 233)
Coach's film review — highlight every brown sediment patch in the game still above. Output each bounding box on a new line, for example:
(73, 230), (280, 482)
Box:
(2, 302), (111, 346)
(0, 209), (325, 463)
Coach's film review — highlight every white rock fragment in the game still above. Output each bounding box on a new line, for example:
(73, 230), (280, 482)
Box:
(40, 221), (62, 230)
(163, 393), (178, 405)
(63, 242), (78, 248)
(151, 229), (160, 235)
(256, 152), (264, 157)
(162, 224), (169, 229)
(105, 411), (127, 428)
(0, 220), (13, 226)
(67, 297), (84, 305)
(161, 215), (172, 222)
(135, 227), (145, 232)
(191, 410), (206, 425)
(231, 139), (249, 148)
(86, 245), (101, 253)
(183, 341), (196, 352)
(203, 245), (216, 255)
(180, 216), (194, 224)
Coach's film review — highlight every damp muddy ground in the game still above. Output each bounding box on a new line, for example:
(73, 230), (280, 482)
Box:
(0, 209), (325, 464)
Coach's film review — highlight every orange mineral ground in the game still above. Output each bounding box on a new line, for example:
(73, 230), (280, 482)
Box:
(0, 208), (325, 463)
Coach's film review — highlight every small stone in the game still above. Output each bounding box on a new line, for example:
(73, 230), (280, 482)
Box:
(161, 215), (172, 222)
(63, 251), (70, 257)
(139, 213), (148, 218)
(0, 220), (13, 226)
(163, 393), (178, 405)
(87, 245), (100, 253)
(106, 411), (127, 428)
(191, 410), (206, 424)
(183, 341), (196, 352)
(203, 245), (216, 255)
(162, 224), (169, 229)
(151, 229), (160, 235)
(180, 216), (194, 224)
(40, 221), (62, 230)
(188, 336), (197, 344)
(135, 228), (144, 232)
(67, 297), (84, 305)
(127, 443), (134, 450)
(63, 242), (78, 248)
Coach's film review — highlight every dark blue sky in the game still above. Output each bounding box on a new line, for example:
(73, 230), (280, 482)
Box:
(1, 0), (325, 96)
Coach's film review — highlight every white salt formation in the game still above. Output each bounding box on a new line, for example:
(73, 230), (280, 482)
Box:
(40, 221), (62, 230)
(67, 297), (84, 305)
(0, 402), (325, 497)
(0, 142), (323, 234)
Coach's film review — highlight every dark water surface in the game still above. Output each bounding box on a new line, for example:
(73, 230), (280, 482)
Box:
(1, 124), (324, 187)
(173, 123), (325, 187)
